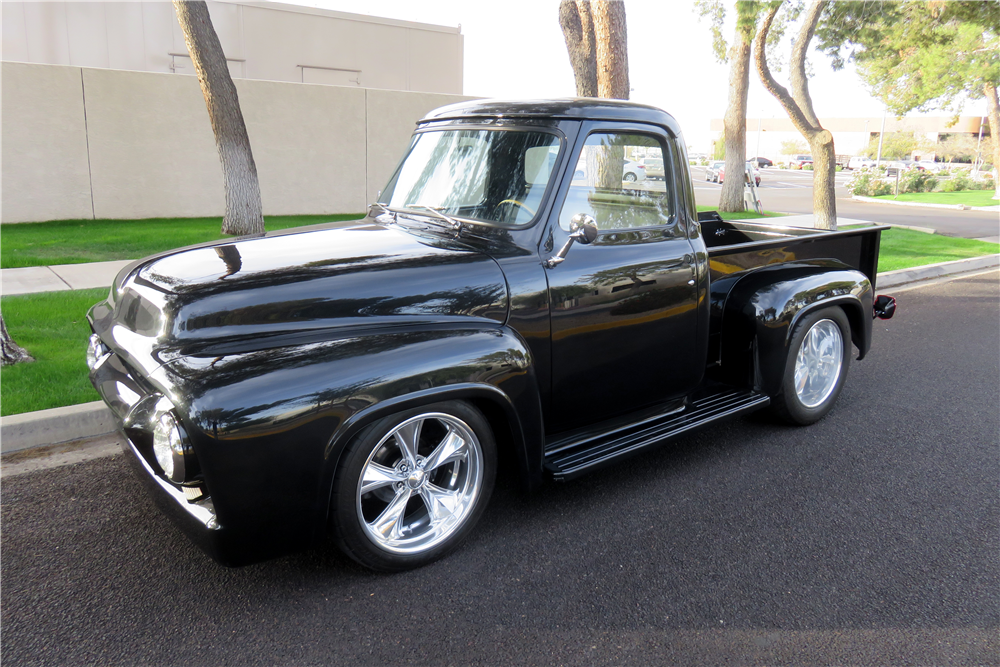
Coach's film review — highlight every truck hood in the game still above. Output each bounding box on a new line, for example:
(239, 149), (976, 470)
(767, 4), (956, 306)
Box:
(95, 222), (509, 361)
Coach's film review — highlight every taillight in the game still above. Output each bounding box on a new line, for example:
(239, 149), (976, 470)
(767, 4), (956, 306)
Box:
(874, 295), (896, 320)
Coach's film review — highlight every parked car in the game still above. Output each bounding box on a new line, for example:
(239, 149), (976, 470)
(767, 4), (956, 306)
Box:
(788, 155), (813, 169)
(87, 99), (895, 572)
(719, 162), (761, 187)
(750, 157), (773, 168)
(573, 159), (646, 182)
(848, 157), (876, 170)
(915, 161), (945, 173)
(706, 160), (726, 182)
(641, 157), (665, 180)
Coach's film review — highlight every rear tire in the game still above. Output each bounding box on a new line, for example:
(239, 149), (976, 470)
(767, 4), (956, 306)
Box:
(330, 401), (496, 572)
(771, 307), (852, 425)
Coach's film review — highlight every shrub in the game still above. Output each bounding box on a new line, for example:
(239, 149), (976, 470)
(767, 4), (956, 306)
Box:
(835, 165), (843, 172)
(900, 169), (938, 193)
(871, 180), (893, 196)
(803, 164), (814, 170)
(846, 167), (891, 196)
(944, 168), (974, 192)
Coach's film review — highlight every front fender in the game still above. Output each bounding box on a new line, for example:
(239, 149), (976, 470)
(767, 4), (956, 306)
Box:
(717, 263), (873, 395)
(151, 324), (541, 562)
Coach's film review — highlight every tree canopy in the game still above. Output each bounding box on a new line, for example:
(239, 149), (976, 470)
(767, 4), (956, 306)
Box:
(816, 0), (999, 194)
(816, 1), (999, 115)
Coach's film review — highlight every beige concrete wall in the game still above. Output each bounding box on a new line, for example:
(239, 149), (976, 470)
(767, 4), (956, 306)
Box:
(1, 62), (473, 223)
(1, 62), (93, 222)
(83, 67), (224, 219)
(237, 79), (367, 215)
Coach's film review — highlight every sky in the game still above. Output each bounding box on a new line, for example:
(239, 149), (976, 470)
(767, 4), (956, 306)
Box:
(277, 0), (989, 154)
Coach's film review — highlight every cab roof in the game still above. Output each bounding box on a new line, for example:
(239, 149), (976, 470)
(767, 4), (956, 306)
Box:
(420, 98), (683, 137)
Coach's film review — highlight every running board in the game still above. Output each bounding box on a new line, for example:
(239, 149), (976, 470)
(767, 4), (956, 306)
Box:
(544, 389), (770, 481)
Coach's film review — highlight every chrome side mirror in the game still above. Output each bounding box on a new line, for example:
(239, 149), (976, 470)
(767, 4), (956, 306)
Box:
(544, 214), (597, 268)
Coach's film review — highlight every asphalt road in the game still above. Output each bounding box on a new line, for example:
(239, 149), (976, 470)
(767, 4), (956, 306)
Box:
(692, 166), (1000, 241)
(3, 271), (998, 666)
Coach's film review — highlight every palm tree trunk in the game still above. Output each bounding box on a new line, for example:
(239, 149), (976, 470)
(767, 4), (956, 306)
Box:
(559, 0), (598, 97)
(593, 0), (629, 100)
(985, 82), (999, 200)
(720, 24), (752, 212)
(173, 0), (264, 236)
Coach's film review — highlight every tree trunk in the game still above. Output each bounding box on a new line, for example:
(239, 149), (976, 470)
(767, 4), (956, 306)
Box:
(173, 0), (264, 236)
(593, 0), (629, 100)
(720, 19), (752, 212)
(754, 0), (837, 229)
(1, 314), (33, 366)
(559, 0), (598, 97)
(985, 82), (1000, 200)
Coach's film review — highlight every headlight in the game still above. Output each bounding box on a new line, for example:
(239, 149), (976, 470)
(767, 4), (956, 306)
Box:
(152, 411), (195, 483)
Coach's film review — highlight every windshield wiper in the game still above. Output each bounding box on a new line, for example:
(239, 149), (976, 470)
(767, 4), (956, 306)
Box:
(369, 202), (397, 225)
(407, 205), (464, 236)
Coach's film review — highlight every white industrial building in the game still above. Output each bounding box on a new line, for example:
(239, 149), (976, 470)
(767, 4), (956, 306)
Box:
(711, 115), (991, 162)
(2, 0), (464, 93)
(2, 1), (469, 223)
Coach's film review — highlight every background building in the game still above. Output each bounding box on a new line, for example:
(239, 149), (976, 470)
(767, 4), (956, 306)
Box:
(2, 0), (464, 93)
(710, 115), (991, 162)
(2, 1), (468, 223)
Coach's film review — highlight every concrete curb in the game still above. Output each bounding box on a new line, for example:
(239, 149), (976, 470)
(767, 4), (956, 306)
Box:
(852, 195), (972, 211)
(2, 255), (998, 458)
(1, 401), (116, 454)
(875, 253), (1000, 289)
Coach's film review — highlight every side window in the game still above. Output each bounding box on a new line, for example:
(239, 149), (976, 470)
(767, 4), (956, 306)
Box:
(560, 132), (673, 232)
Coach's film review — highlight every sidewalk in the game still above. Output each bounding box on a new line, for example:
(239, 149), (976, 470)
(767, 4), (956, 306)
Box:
(3, 260), (133, 296)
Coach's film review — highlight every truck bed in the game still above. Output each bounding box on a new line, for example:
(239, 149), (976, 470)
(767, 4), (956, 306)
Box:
(698, 215), (888, 287)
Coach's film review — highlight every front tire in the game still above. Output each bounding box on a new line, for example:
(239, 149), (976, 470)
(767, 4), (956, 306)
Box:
(330, 401), (496, 572)
(771, 307), (851, 425)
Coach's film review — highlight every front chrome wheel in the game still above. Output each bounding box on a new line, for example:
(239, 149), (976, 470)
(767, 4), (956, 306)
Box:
(357, 413), (483, 554)
(793, 319), (844, 408)
(331, 401), (496, 571)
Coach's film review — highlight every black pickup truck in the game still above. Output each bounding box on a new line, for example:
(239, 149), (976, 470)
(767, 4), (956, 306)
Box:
(87, 99), (895, 572)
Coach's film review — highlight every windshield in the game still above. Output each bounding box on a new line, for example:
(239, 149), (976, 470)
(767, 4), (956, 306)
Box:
(379, 129), (562, 226)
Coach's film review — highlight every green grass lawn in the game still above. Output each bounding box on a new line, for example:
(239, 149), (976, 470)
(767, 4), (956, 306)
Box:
(876, 228), (999, 272)
(872, 190), (999, 208)
(1, 289), (107, 416)
(1, 214), (365, 269)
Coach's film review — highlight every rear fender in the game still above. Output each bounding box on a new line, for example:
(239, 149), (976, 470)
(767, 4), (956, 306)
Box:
(718, 264), (873, 395)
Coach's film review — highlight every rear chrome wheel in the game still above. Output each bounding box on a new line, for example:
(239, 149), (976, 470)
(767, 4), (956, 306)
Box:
(793, 319), (844, 408)
(332, 401), (495, 571)
(772, 307), (851, 425)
